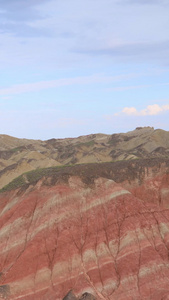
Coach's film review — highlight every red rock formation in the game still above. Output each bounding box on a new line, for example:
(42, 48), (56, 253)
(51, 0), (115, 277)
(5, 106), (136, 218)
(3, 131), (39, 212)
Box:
(1, 173), (169, 299)
(121, 163), (169, 208)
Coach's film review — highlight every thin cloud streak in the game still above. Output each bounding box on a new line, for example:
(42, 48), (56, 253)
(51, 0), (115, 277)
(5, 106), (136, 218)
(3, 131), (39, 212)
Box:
(0, 73), (137, 96)
(111, 84), (152, 91)
(75, 40), (169, 65)
(123, 0), (169, 5)
(110, 82), (169, 92)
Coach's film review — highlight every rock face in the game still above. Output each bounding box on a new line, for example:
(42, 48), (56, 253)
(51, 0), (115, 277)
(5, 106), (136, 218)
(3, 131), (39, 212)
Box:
(63, 290), (77, 300)
(62, 290), (96, 300)
(1, 164), (169, 299)
(79, 292), (96, 300)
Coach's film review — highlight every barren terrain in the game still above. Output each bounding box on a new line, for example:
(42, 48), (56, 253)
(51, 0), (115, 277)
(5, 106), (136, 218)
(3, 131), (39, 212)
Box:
(1, 127), (169, 299)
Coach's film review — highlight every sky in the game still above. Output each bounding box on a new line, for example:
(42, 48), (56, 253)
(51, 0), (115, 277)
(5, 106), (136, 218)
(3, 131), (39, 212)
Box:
(0, 0), (169, 140)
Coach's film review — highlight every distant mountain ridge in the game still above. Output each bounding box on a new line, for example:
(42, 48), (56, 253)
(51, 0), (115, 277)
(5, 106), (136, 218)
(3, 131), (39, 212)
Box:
(0, 126), (169, 189)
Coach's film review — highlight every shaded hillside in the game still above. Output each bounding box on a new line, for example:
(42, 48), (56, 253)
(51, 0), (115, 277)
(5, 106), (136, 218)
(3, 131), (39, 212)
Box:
(1, 127), (169, 189)
(0, 157), (169, 192)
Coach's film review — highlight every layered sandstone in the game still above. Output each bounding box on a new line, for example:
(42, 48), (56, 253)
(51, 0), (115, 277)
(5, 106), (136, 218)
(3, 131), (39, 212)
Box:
(1, 169), (169, 299)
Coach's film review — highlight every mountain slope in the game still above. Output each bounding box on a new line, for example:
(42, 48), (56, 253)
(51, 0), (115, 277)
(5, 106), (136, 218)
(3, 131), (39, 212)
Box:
(0, 159), (169, 299)
(1, 176), (169, 299)
(1, 127), (169, 189)
(1, 128), (169, 299)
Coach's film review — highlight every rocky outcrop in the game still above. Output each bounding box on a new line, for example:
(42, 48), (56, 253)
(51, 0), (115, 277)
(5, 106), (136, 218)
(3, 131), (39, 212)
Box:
(62, 290), (96, 300)
(1, 171), (169, 299)
(63, 290), (77, 300)
(79, 292), (96, 300)
(0, 284), (10, 299)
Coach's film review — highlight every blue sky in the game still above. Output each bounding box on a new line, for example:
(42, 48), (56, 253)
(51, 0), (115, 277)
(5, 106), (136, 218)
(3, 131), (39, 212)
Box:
(0, 0), (169, 140)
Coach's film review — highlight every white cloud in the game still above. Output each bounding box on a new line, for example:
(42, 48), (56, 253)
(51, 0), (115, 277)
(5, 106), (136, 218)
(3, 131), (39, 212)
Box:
(120, 104), (169, 116)
(122, 107), (138, 115)
(141, 104), (163, 115)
